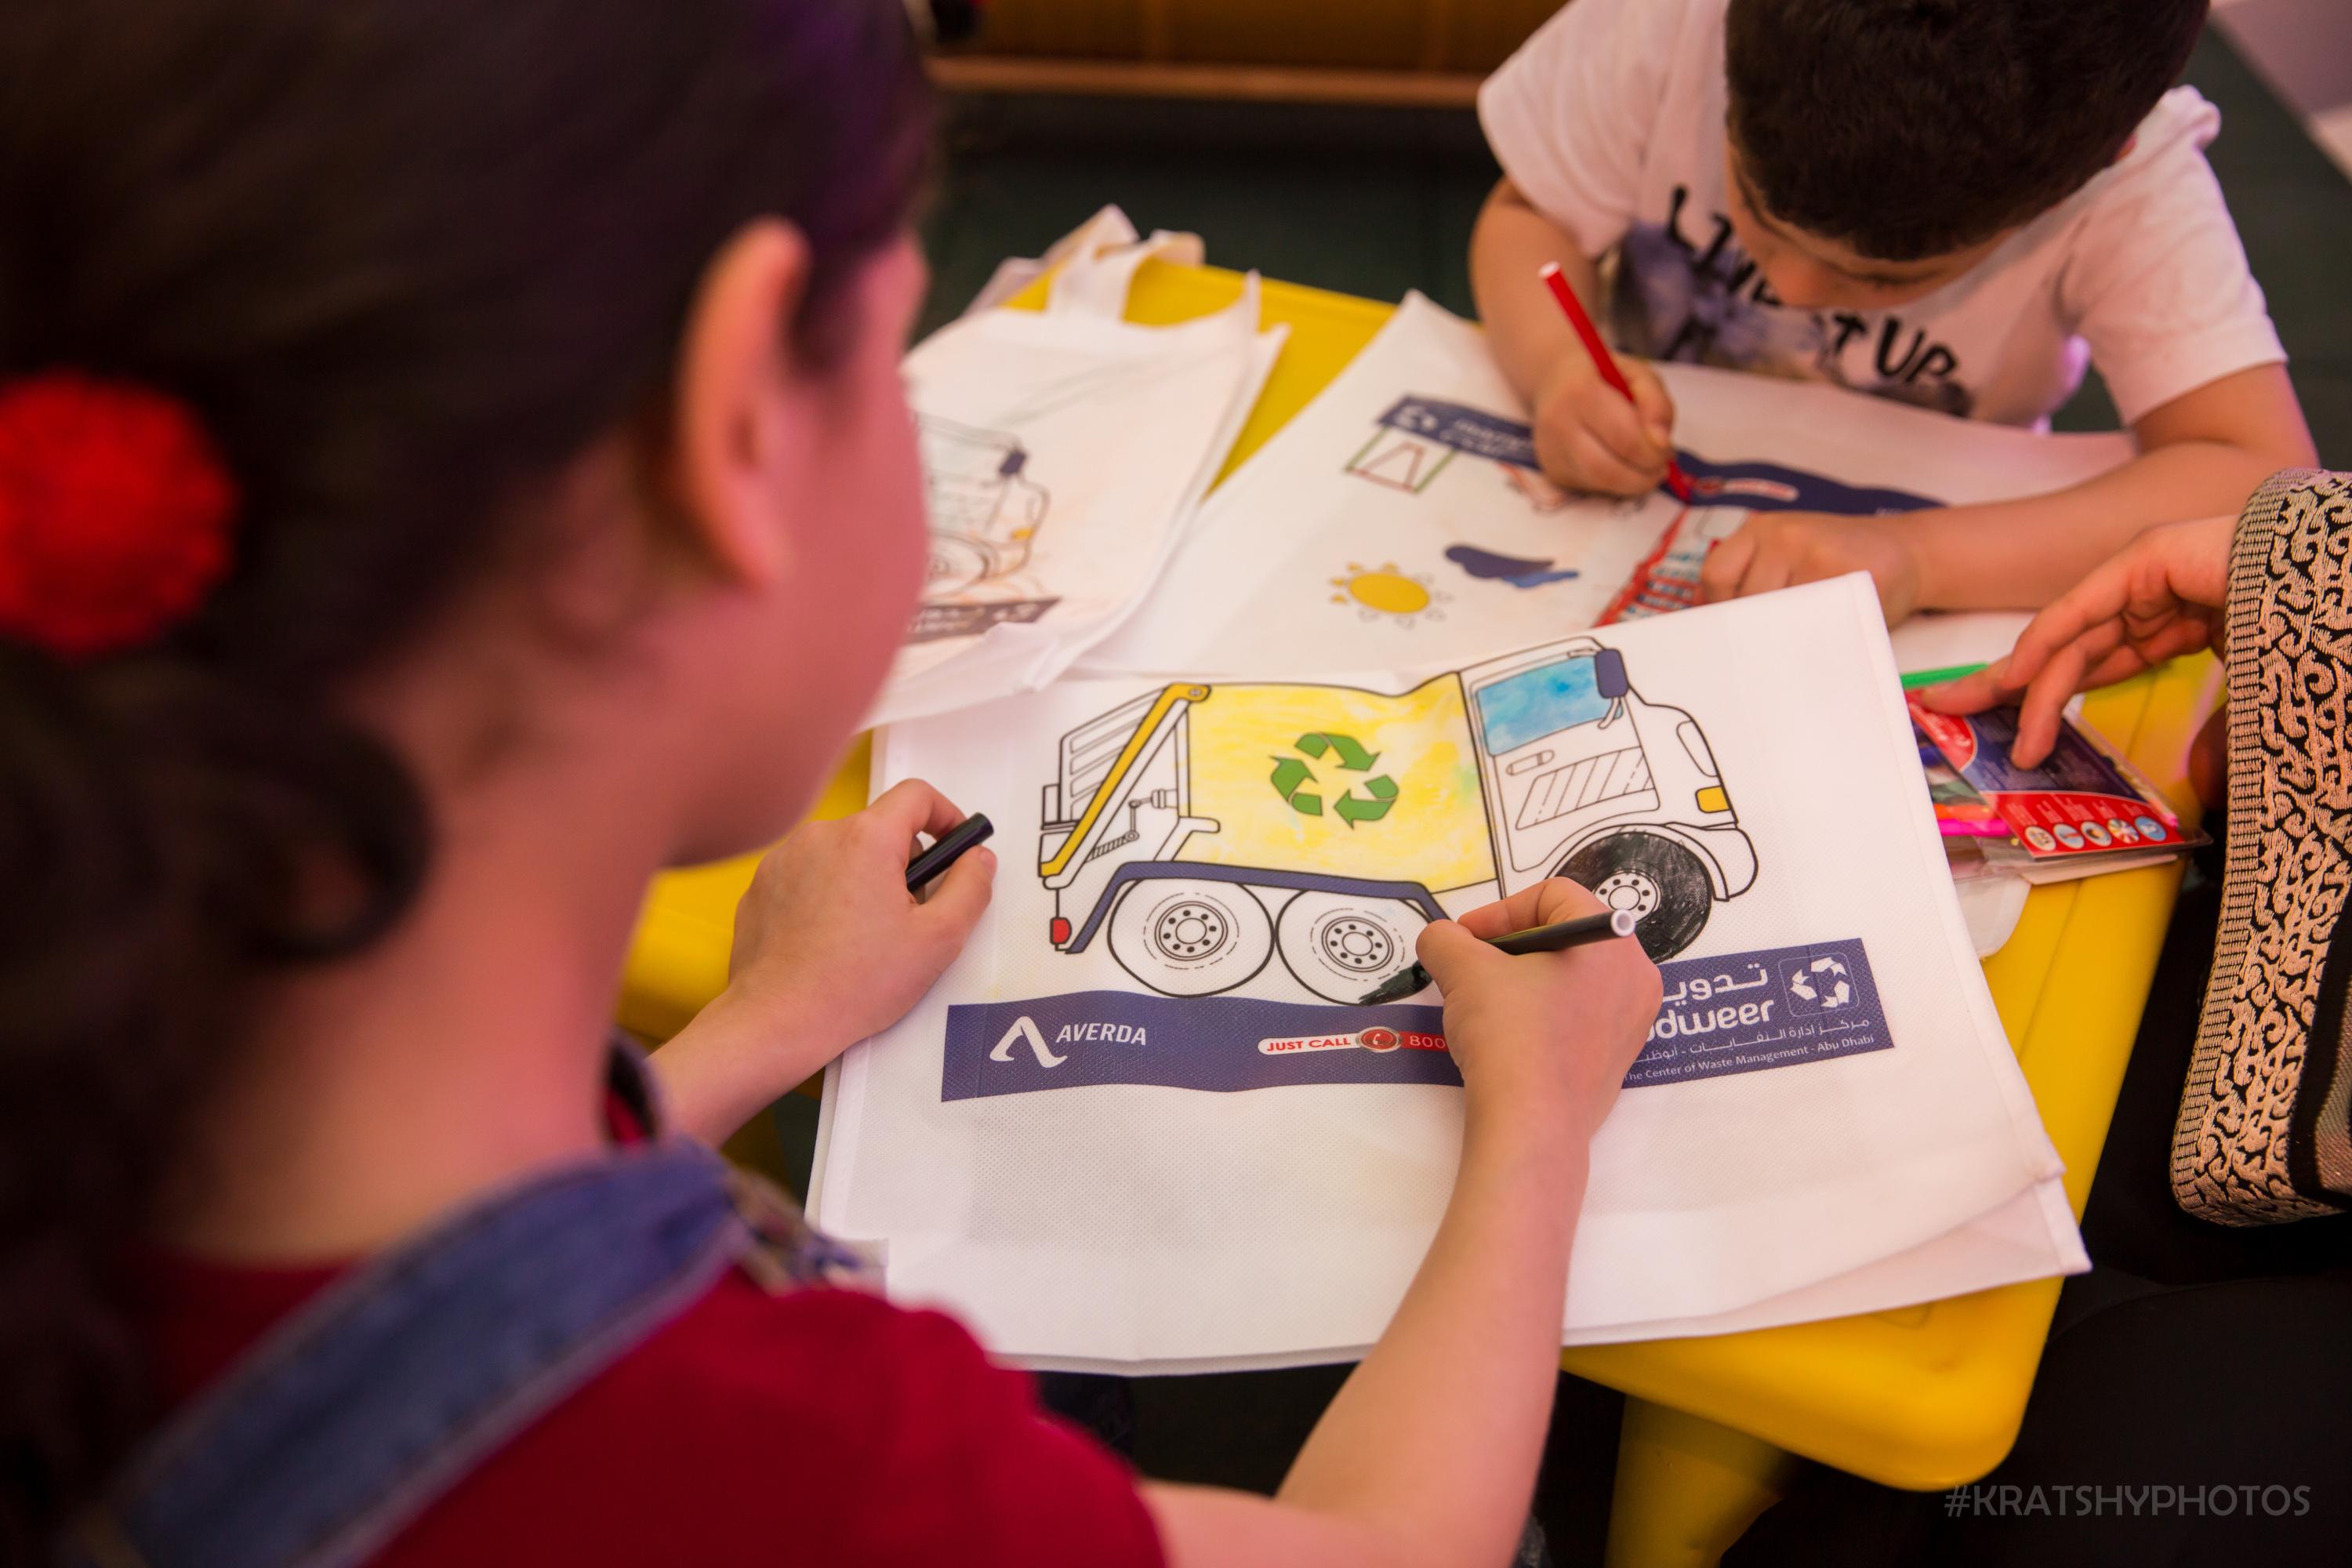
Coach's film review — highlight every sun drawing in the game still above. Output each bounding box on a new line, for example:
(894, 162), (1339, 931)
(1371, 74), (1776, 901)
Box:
(1330, 561), (1447, 626)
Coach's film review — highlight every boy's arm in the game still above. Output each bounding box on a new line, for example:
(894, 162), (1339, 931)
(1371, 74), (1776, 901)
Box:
(1470, 179), (1600, 405)
(1472, 179), (1678, 495)
(1902, 361), (2314, 609)
(1702, 361), (2315, 619)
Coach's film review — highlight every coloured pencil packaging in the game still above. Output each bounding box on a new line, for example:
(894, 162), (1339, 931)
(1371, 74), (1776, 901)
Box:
(1913, 720), (2009, 838)
(1907, 699), (2205, 883)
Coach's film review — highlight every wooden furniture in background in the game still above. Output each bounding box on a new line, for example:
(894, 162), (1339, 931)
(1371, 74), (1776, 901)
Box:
(926, 0), (1562, 107)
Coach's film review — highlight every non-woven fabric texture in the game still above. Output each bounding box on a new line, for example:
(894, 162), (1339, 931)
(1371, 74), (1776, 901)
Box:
(811, 576), (2082, 1371)
(869, 208), (1283, 728)
(1083, 294), (2133, 683)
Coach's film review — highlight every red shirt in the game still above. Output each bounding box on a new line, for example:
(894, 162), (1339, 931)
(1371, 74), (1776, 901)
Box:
(140, 1256), (1166, 1566)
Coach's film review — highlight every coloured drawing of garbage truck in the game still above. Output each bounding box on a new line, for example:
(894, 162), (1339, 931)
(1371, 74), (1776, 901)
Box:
(1037, 636), (1758, 1002)
(917, 414), (1051, 595)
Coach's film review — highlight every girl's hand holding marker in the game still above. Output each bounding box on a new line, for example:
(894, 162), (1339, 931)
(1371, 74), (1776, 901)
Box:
(1417, 880), (1662, 1151)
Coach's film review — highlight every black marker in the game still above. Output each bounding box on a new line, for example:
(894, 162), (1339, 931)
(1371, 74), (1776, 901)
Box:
(906, 814), (995, 894)
(1357, 907), (1639, 1007)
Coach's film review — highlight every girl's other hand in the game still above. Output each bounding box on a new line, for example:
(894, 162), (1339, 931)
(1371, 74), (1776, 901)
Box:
(653, 780), (994, 1141)
(726, 779), (996, 1044)
(1918, 515), (2232, 768)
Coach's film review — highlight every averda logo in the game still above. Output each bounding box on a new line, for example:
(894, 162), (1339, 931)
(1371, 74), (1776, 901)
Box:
(989, 1016), (1065, 1069)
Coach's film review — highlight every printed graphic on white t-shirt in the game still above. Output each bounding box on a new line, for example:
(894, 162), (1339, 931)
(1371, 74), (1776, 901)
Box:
(1614, 191), (1973, 416)
(1480, 0), (2285, 426)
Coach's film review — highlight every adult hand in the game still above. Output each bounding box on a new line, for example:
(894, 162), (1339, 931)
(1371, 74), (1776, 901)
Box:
(1530, 350), (1678, 497)
(1918, 514), (2232, 768)
(1697, 510), (1925, 625)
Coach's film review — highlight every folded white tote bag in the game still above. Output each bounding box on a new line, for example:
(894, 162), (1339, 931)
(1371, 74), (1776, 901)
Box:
(869, 209), (1283, 728)
(811, 575), (2081, 1372)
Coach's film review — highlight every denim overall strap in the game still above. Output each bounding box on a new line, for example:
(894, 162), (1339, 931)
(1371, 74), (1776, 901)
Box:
(66, 1138), (749, 1568)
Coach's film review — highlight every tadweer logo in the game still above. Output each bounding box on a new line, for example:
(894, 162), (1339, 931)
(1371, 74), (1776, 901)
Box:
(1787, 956), (1852, 1009)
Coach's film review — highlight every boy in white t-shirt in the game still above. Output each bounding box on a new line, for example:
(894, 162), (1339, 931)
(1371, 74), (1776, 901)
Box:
(1472, 0), (2317, 622)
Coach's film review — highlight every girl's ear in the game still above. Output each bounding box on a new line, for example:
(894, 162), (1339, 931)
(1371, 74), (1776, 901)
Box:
(670, 219), (814, 589)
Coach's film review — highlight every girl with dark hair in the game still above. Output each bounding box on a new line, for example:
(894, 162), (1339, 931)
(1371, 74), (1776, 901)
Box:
(0, 2), (1661, 1563)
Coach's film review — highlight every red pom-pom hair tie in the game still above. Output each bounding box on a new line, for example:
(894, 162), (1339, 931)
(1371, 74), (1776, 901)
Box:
(0, 371), (239, 659)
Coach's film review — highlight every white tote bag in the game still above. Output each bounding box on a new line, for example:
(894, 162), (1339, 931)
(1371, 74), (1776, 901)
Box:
(811, 575), (2082, 1372)
(1083, 294), (2132, 682)
(868, 209), (1283, 728)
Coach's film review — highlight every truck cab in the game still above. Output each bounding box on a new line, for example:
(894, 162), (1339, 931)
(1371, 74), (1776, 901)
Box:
(1464, 639), (1756, 959)
(918, 414), (1050, 595)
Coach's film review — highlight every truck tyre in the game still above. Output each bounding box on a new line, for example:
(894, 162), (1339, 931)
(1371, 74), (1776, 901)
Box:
(926, 533), (995, 595)
(1275, 891), (1428, 1004)
(1106, 881), (1274, 997)
(1559, 832), (1711, 961)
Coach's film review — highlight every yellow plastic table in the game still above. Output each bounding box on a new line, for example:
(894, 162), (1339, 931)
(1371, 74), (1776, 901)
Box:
(621, 263), (2212, 1564)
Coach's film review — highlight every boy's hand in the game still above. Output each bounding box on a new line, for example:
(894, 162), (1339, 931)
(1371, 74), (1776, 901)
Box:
(1698, 510), (1924, 625)
(1918, 514), (2232, 769)
(1531, 350), (1678, 497)
(1415, 879), (1661, 1146)
(652, 780), (995, 1142)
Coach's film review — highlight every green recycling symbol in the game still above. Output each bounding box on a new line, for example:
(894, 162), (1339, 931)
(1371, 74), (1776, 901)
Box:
(1269, 732), (1400, 826)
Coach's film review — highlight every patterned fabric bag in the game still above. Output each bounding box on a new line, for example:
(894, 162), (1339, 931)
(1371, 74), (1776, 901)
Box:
(2177, 469), (2352, 1223)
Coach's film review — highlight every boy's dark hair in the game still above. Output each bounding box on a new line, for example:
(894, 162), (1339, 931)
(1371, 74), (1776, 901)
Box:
(1725, 0), (2209, 260)
(0, 0), (928, 1553)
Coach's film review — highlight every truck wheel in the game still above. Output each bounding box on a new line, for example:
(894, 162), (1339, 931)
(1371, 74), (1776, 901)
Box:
(1275, 891), (1428, 1004)
(926, 533), (994, 595)
(1106, 881), (1273, 998)
(1559, 833), (1711, 961)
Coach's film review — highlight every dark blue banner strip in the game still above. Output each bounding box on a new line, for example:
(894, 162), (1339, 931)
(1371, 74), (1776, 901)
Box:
(1368, 397), (1934, 514)
(941, 993), (1456, 1101)
(1624, 936), (1890, 1087)
(939, 938), (1891, 1102)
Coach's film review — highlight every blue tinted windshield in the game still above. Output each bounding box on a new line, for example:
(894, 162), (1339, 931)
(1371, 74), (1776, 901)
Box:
(1475, 659), (1610, 753)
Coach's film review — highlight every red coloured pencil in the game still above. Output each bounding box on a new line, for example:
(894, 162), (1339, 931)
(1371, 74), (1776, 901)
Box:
(1537, 261), (1693, 502)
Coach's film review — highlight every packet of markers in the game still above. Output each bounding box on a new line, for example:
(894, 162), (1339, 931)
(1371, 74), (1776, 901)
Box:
(1907, 698), (2206, 887)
